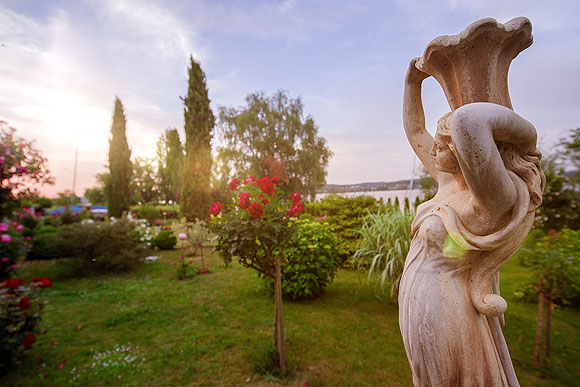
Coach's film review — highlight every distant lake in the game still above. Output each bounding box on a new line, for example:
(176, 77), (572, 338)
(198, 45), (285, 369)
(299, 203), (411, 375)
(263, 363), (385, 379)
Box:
(315, 189), (424, 208)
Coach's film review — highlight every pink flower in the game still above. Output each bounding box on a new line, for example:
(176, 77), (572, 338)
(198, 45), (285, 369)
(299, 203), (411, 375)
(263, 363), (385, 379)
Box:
(15, 165), (28, 174)
(1, 234), (12, 243)
(1, 257), (8, 262)
(0, 224), (7, 232)
(25, 236), (32, 240)
(16, 225), (23, 231)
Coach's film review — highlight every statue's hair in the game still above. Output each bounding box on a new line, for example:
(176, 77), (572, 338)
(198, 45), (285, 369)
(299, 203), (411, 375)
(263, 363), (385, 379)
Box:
(498, 143), (545, 210)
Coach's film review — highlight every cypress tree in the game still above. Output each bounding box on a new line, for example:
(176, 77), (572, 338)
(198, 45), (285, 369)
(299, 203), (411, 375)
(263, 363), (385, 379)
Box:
(181, 56), (214, 221)
(106, 97), (132, 217)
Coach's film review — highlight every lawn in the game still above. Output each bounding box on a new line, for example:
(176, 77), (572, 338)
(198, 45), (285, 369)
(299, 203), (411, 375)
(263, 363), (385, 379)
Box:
(3, 249), (580, 386)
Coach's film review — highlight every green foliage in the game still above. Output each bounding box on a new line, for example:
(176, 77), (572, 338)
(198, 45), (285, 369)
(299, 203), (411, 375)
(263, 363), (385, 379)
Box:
(216, 90), (333, 200)
(84, 186), (105, 205)
(304, 195), (383, 265)
(181, 56), (214, 222)
(0, 277), (52, 375)
(56, 220), (146, 276)
(0, 222), (30, 280)
(264, 220), (339, 301)
(211, 177), (299, 274)
(131, 157), (159, 205)
(105, 98), (132, 218)
(353, 206), (414, 298)
(28, 232), (59, 260)
(52, 190), (80, 206)
(34, 225), (61, 235)
(134, 204), (161, 223)
(0, 122), (54, 218)
(171, 218), (211, 253)
(60, 211), (79, 225)
(156, 128), (184, 204)
(534, 160), (579, 231)
(519, 229), (580, 306)
(152, 230), (177, 250)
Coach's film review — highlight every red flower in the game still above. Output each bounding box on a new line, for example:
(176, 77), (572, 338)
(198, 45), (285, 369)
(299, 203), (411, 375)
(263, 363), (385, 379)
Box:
(248, 202), (264, 219)
(243, 176), (255, 185)
(17, 296), (30, 310)
(286, 202), (303, 217)
(256, 176), (275, 196)
(209, 202), (223, 216)
(291, 192), (301, 204)
(239, 192), (251, 209)
(30, 277), (53, 289)
(22, 332), (35, 348)
(229, 178), (240, 191)
(1, 278), (25, 290)
(271, 176), (279, 185)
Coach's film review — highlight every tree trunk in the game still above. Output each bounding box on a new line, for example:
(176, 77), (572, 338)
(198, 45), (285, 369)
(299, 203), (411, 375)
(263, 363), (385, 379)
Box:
(274, 253), (287, 372)
(535, 291), (545, 366)
(546, 298), (553, 359)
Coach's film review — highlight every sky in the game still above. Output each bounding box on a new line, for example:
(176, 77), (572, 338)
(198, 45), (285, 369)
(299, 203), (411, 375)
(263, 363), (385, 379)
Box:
(1, 0), (579, 198)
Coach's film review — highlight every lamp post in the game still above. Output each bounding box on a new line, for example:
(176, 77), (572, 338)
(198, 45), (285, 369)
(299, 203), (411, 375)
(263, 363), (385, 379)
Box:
(178, 233), (187, 280)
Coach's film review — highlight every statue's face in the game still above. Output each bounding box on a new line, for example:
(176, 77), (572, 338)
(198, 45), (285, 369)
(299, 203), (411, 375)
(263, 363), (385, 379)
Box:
(431, 133), (459, 173)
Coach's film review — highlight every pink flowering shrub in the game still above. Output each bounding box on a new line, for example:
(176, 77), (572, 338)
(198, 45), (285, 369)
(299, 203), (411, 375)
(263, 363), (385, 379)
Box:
(0, 221), (31, 280)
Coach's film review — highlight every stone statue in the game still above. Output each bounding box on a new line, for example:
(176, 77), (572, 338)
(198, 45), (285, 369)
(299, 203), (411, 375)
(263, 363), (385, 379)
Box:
(399, 17), (545, 386)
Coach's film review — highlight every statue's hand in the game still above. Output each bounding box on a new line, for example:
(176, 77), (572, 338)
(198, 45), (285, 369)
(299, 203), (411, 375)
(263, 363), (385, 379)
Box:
(406, 58), (430, 84)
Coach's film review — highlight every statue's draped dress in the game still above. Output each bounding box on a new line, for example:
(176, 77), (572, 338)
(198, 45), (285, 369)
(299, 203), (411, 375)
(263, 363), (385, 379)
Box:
(398, 169), (534, 387)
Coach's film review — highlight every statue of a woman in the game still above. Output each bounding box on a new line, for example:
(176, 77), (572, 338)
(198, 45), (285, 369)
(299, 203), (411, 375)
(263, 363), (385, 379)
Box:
(399, 18), (545, 386)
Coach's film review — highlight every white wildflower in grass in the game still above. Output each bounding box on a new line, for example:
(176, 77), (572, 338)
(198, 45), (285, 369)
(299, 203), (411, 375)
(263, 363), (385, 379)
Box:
(68, 343), (146, 385)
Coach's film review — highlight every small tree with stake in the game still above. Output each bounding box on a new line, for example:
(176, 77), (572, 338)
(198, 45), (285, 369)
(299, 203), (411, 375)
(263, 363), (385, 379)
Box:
(210, 176), (302, 373)
(521, 229), (580, 366)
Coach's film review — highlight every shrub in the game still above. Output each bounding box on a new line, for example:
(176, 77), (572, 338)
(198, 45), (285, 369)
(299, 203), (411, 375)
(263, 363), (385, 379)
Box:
(56, 220), (147, 275)
(353, 206), (414, 298)
(27, 232), (60, 260)
(134, 204), (160, 223)
(0, 276), (52, 374)
(0, 222), (30, 280)
(304, 195), (383, 266)
(34, 225), (61, 235)
(153, 230), (177, 250)
(60, 211), (79, 225)
(263, 220), (339, 301)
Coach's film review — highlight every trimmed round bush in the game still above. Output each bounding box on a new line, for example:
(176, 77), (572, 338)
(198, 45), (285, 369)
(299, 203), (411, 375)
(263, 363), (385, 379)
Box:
(153, 230), (177, 250)
(265, 219), (339, 301)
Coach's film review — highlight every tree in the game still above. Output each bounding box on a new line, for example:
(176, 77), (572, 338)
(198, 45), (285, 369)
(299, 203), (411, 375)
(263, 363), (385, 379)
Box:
(211, 176), (302, 373)
(84, 187), (105, 205)
(181, 56), (214, 221)
(131, 157), (159, 205)
(105, 97), (132, 218)
(0, 121), (53, 218)
(521, 229), (580, 366)
(156, 128), (184, 204)
(534, 127), (580, 232)
(216, 90), (333, 200)
(53, 190), (80, 206)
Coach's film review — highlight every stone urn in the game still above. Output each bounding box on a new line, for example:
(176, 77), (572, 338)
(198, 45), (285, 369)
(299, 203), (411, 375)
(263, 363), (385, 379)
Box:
(415, 17), (532, 111)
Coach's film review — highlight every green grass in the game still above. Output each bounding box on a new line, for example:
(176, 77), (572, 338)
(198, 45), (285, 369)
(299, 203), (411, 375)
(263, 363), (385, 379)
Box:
(3, 251), (580, 386)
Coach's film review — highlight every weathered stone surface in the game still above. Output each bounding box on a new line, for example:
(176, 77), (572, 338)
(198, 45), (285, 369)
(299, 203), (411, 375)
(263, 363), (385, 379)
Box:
(400, 17), (545, 386)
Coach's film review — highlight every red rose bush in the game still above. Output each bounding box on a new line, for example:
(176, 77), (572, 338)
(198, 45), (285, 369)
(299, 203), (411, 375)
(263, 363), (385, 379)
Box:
(209, 175), (302, 372)
(1, 276), (52, 374)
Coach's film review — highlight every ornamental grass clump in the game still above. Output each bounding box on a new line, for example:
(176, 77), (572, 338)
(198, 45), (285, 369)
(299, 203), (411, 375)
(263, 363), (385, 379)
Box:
(210, 176), (302, 373)
(353, 206), (414, 298)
